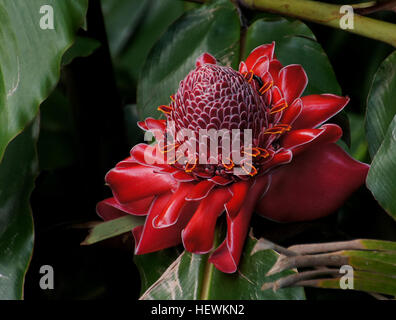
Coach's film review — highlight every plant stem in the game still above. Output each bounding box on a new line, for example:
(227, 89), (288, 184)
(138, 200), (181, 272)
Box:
(200, 254), (215, 300)
(239, 0), (396, 47)
(262, 268), (340, 291)
(200, 222), (225, 300)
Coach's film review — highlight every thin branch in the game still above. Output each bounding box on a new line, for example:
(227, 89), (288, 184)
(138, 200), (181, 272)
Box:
(239, 0), (396, 47)
(288, 239), (365, 255)
(262, 268), (340, 291)
(252, 238), (298, 257)
(266, 252), (349, 276)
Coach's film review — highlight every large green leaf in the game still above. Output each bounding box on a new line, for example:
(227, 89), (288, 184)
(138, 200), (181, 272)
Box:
(137, 0), (241, 120)
(348, 112), (369, 162)
(365, 51), (396, 220)
(367, 116), (396, 220)
(138, 236), (305, 300)
(61, 35), (101, 66)
(0, 117), (39, 300)
(365, 51), (396, 158)
(81, 215), (145, 246)
(244, 17), (341, 96)
(0, 0), (88, 162)
(106, 0), (185, 83)
(101, 0), (149, 57)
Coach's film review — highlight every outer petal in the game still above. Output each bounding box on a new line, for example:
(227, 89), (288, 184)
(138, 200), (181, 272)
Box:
(293, 94), (350, 130)
(268, 59), (283, 84)
(137, 118), (166, 141)
(225, 180), (252, 218)
(281, 98), (302, 126)
(186, 180), (215, 201)
(251, 55), (269, 79)
(278, 64), (308, 105)
(239, 61), (248, 74)
(209, 175), (271, 273)
(182, 187), (232, 254)
(256, 143), (369, 222)
(281, 124), (342, 156)
(133, 193), (199, 254)
(196, 53), (217, 67)
(96, 197), (154, 221)
(153, 183), (195, 228)
(105, 162), (178, 204)
(96, 198), (128, 221)
(245, 42), (275, 70)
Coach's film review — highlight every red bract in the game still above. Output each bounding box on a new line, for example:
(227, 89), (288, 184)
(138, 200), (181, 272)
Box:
(97, 42), (369, 273)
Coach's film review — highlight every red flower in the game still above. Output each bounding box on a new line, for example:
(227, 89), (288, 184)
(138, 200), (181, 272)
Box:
(97, 43), (369, 273)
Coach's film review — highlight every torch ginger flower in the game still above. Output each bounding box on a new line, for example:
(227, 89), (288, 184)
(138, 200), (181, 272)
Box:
(97, 42), (369, 273)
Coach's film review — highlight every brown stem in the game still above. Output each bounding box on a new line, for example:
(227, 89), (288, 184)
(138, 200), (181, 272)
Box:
(262, 268), (340, 291)
(288, 240), (365, 255)
(266, 252), (349, 276)
(252, 238), (298, 257)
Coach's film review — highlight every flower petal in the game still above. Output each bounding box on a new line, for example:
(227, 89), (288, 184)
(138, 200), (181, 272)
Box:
(260, 148), (293, 173)
(209, 175), (270, 273)
(105, 162), (178, 204)
(153, 183), (195, 228)
(130, 143), (166, 168)
(225, 180), (252, 218)
(209, 175), (233, 186)
(245, 42), (275, 70)
(281, 124), (342, 156)
(196, 53), (217, 67)
(134, 193), (199, 254)
(293, 94), (350, 130)
(137, 117), (166, 132)
(256, 143), (369, 222)
(185, 180), (215, 201)
(96, 198), (128, 221)
(281, 98), (302, 126)
(182, 187), (232, 254)
(278, 64), (308, 105)
(252, 55), (269, 79)
(268, 59), (283, 84)
(239, 61), (248, 74)
(96, 196), (154, 221)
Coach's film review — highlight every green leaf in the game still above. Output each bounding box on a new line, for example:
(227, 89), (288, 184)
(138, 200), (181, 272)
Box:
(0, 0), (88, 162)
(61, 35), (101, 66)
(138, 236), (305, 300)
(360, 239), (396, 251)
(365, 51), (396, 158)
(111, 0), (184, 84)
(367, 115), (396, 220)
(341, 250), (396, 277)
(348, 113), (369, 162)
(304, 246), (396, 296)
(309, 271), (396, 297)
(365, 51), (396, 220)
(101, 0), (149, 57)
(81, 215), (145, 246)
(134, 247), (182, 294)
(137, 0), (241, 120)
(0, 117), (39, 300)
(244, 17), (341, 96)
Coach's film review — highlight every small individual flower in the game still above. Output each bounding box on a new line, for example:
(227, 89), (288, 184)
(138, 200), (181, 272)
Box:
(97, 42), (369, 273)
